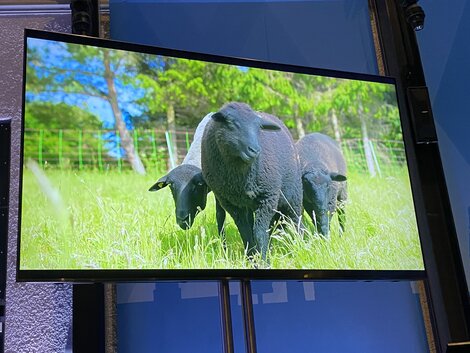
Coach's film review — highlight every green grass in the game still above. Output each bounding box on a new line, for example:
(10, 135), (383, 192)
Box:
(19, 167), (424, 271)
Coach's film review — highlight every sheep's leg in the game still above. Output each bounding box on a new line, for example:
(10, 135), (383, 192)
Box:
(223, 204), (256, 257)
(215, 198), (227, 246)
(282, 193), (305, 235)
(269, 212), (281, 230)
(254, 197), (278, 261)
(337, 185), (347, 235)
(235, 211), (256, 257)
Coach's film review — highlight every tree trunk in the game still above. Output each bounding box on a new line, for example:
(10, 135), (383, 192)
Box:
(359, 103), (376, 177)
(331, 109), (342, 143)
(103, 51), (146, 174)
(166, 103), (178, 167)
(328, 87), (342, 143)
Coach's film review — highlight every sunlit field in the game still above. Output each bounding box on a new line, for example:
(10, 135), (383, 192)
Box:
(20, 168), (424, 271)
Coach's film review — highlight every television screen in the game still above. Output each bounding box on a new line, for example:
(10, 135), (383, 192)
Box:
(18, 30), (424, 281)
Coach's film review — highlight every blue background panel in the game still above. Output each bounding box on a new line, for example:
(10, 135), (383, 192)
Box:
(251, 281), (429, 353)
(117, 282), (223, 353)
(116, 281), (430, 353)
(417, 0), (470, 294)
(110, 1), (378, 74)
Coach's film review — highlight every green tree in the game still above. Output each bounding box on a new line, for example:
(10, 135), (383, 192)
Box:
(236, 69), (328, 139)
(25, 101), (102, 130)
(26, 42), (146, 174)
(328, 80), (401, 176)
(24, 101), (102, 167)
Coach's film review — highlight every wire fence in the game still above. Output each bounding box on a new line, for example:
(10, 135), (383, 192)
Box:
(23, 128), (408, 175)
(341, 138), (408, 176)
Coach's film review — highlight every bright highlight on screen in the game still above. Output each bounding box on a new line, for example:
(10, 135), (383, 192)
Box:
(18, 31), (424, 279)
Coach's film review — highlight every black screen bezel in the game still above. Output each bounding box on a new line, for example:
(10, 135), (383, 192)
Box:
(17, 29), (427, 282)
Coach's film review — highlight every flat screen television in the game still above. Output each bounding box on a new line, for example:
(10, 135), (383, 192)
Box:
(17, 29), (425, 281)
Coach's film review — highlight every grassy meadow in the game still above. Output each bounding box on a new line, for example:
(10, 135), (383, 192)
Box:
(19, 167), (424, 271)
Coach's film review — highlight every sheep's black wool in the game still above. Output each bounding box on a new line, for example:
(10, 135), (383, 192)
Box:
(201, 102), (303, 260)
(296, 133), (347, 238)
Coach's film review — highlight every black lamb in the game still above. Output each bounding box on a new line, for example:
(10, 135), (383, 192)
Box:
(149, 113), (212, 230)
(201, 102), (303, 260)
(296, 133), (347, 238)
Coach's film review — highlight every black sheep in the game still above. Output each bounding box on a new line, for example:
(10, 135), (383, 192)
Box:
(201, 102), (303, 260)
(296, 133), (347, 238)
(149, 113), (212, 230)
(149, 164), (209, 229)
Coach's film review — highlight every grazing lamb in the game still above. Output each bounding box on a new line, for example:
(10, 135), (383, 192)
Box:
(296, 133), (347, 238)
(201, 102), (303, 260)
(149, 113), (212, 230)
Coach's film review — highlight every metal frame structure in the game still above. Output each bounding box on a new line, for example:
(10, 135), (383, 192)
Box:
(370, 1), (470, 352)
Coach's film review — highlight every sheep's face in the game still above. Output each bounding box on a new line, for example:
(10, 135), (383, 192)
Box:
(211, 103), (280, 164)
(302, 171), (346, 237)
(149, 165), (209, 230)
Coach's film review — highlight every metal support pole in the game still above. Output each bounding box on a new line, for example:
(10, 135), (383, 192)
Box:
(241, 280), (257, 353)
(219, 280), (234, 353)
(104, 283), (117, 353)
(73, 284), (105, 353)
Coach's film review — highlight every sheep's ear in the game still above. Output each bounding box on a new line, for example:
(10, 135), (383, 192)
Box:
(302, 172), (314, 183)
(303, 171), (328, 184)
(192, 172), (207, 187)
(211, 112), (227, 123)
(259, 116), (281, 131)
(330, 172), (347, 182)
(149, 175), (170, 191)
